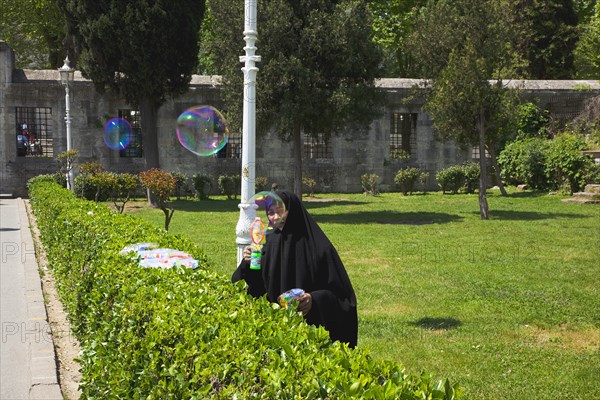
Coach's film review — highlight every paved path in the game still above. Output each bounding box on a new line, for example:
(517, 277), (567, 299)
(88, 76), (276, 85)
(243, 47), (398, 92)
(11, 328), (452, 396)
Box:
(0, 198), (62, 399)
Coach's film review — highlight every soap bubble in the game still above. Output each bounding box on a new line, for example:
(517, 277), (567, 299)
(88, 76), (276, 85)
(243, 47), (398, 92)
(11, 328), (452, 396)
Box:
(250, 191), (287, 232)
(103, 118), (132, 150)
(176, 105), (229, 156)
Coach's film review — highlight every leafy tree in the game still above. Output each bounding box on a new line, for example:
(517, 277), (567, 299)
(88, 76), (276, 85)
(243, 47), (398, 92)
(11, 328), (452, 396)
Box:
(408, 0), (520, 218)
(574, 3), (600, 78)
(511, 0), (580, 79)
(55, 0), (206, 171)
(368, 0), (427, 77)
(0, 0), (65, 68)
(206, 0), (384, 196)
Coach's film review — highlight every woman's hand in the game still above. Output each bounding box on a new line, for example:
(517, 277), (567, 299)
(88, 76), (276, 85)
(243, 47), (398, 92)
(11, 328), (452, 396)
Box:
(296, 292), (313, 316)
(243, 245), (252, 262)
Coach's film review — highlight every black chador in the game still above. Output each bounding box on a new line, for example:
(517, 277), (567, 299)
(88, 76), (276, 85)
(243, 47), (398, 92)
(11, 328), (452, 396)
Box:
(233, 190), (358, 348)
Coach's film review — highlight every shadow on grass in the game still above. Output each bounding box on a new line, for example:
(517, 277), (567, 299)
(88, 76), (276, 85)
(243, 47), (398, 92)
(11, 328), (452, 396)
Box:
(169, 198), (366, 213)
(478, 210), (590, 220)
(410, 317), (462, 330)
(314, 211), (463, 225)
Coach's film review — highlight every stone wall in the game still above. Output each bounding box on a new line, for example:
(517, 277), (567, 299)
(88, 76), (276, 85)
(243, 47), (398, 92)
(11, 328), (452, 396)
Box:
(2, 42), (599, 197)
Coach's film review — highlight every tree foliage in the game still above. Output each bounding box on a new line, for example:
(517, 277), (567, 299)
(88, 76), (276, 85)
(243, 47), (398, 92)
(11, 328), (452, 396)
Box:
(574, 3), (600, 78)
(368, 0), (427, 77)
(0, 0), (65, 68)
(511, 0), (580, 79)
(206, 0), (384, 195)
(56, 0), (206, 170)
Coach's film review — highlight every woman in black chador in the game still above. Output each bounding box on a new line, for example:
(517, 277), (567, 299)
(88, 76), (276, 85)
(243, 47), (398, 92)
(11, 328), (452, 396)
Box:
(232, 190), (358, 348)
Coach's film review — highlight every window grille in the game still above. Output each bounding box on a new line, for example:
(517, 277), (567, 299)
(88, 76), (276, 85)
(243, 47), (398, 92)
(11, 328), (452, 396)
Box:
(304, 133), (332, 159)
(215, 131), (242, 159)
(118, 110), (143, 158)
(471, 145), (491, 159)
(390, 112), (417, 159)
(15, 107), (53, 157)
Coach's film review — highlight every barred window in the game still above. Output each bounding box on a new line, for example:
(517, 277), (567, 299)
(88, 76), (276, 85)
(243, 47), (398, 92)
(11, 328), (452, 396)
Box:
(390, 112), (417, 159)
(471, 145), (491, 159)
(15, 107), (53, 157)
(118, 110), (143, 158)
(215, 131), (242, 159)
(304, 133), (332, 159)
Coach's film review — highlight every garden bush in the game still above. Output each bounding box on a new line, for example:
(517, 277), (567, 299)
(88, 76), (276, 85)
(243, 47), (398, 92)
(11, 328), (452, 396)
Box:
(255, 176), (269, 192)
(139, 168), (176, 231)
(545, 132), (593, 193)
(461, 162), (480, 194)
(192, 173), (212, 200)
(218, 174), (241, 199)
(360, 173), (379, 195)
(28, 178), (462, 399)
(171, 170), (191, 200)
(75, 162), (112, 201)
(394, 167), (422, 195)
(436, 165), (465, 194)
(302, 176), (318, 196)
(497, 138), (550, 190)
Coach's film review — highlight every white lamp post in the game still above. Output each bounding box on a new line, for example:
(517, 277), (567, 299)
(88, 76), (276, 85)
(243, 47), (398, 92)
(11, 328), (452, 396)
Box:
(58, 56), (75, 191)
(235, 0), (261, 264)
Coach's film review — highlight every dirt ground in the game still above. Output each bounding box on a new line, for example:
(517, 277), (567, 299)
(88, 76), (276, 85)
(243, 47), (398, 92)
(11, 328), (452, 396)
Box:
(25, 200), (81, 400)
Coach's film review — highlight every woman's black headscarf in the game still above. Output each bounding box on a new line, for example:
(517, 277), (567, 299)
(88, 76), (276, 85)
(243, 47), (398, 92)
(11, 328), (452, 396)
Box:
(233, 190), (358, 348)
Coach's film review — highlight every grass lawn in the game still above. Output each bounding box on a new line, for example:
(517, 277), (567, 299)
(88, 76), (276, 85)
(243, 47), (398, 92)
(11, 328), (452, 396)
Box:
(125, 189), (600, 400)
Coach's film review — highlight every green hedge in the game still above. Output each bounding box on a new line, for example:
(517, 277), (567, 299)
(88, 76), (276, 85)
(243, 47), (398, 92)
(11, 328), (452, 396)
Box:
(28, 178), (462, 399)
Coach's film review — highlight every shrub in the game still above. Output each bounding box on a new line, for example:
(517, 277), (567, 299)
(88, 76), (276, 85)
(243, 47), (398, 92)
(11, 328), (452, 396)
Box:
(218, 174), (240, 199)
(497, 138), (551, 190)
(171, 170), (190, 200)
(360, 173), (379, 195)
(545, 132), (593, 193)
(75, 162), (111, 201)
(419, 171), (430, 194)
(394, 167), (422, 195)
(192, 173), (212, 200)
(462, 162), (480, 194)
(515, 102), (550, 139)
(585, 163), (600, 185)
(27, 179), (462, 399)
(255, 176), (269, 192)
(107, 172), (139, 214)
(436, 165), (465, 194)
(302, 177), (318, 196)
(139, 168), (176, 231)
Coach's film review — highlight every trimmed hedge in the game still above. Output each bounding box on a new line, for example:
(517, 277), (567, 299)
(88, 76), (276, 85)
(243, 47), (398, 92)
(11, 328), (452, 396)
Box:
(28, 178), (462, 399)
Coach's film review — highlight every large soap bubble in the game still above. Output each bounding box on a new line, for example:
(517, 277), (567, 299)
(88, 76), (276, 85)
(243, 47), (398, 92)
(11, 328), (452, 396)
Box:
(103, 118), (132, 150)
(176, 105), (229, 156)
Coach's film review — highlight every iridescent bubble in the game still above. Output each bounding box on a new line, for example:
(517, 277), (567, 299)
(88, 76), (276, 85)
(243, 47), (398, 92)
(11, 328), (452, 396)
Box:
(176, 105), (229, 156)
(103, 118), (132, 150)
(250, 191), (287, 232)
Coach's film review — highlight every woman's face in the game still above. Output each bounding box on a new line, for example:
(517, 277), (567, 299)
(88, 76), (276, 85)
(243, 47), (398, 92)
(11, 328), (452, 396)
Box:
(267, 204), (287, 230)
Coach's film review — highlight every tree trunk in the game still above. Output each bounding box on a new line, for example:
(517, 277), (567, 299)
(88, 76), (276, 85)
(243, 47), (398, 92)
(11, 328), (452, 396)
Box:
(139, 97), (160, 206)
(292, 124), (303, 197)
(486, 144), (508, 196)
(478, 109), (489, 220)
(139, 96), (160, 170)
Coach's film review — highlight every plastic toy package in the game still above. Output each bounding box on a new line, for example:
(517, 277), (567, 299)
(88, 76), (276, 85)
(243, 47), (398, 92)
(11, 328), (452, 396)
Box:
(120, 243), (199, 269)
(277, 288), (305, 309)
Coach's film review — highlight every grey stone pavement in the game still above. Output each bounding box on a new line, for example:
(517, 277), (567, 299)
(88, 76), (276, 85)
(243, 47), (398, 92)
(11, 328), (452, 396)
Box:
(0, 197), (62, 399)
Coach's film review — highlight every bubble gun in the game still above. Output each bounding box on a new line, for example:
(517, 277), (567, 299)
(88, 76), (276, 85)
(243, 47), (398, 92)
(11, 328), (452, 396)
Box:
(249, 217), (265, 270)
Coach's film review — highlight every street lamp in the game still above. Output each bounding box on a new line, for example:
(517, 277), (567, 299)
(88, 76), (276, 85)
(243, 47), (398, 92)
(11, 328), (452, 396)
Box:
(235, 0), (261, 264)
(58, 56), (75, 191)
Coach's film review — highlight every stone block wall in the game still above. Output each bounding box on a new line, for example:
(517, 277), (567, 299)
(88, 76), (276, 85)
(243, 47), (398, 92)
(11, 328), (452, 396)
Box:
(2, 42), (599, 197)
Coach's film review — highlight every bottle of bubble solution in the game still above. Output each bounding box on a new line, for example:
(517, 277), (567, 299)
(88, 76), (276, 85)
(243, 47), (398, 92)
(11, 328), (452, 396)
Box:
(249, 217), (265, 270)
